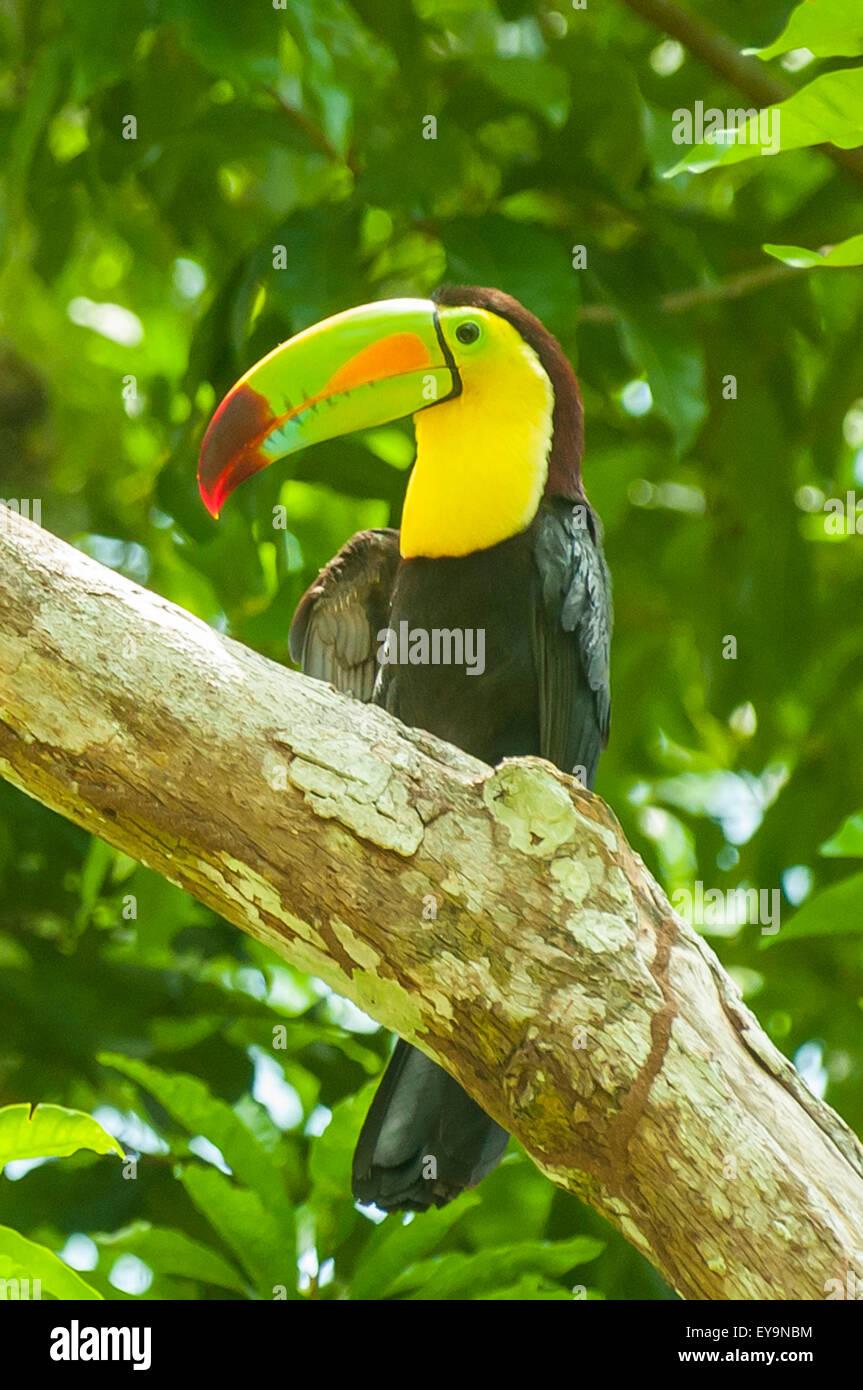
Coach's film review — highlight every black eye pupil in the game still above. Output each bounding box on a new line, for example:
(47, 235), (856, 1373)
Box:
(456, 321), (480, 344)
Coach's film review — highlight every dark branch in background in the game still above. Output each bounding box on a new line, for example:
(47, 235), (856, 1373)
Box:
(266, 87), (358, 174)
(621, 0), (863, 187)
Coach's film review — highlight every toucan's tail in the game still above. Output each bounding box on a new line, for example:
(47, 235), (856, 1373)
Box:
(351, 1040), (509, 1212)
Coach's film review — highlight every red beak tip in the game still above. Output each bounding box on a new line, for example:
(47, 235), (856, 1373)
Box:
(197, 475), (222, 519)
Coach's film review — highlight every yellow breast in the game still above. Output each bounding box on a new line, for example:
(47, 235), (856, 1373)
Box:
(400, 327), (554, 559)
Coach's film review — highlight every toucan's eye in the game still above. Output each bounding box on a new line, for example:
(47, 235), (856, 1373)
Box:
(455, 320), (481, 345)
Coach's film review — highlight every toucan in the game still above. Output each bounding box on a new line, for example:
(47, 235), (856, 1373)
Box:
(198, 285), (612, 1212)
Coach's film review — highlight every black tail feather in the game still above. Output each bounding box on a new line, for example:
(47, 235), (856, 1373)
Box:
(352, 1040), (509, 1212)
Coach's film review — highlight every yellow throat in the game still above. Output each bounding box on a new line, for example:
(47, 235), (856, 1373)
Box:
(400, 317), (555, 559)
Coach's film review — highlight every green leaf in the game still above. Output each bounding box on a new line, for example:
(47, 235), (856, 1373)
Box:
(0, 1226), (102, 1300)
(94, 1222), (245, 1293)
(119, 866), (200, 952)
(163, 0), (281, 88)
(443, 215), (576, 338)
(388, 1235), (604, 1300)
(179, 1164), (296, 1297)
(764, 234), (863, 268)
(763, 873), (863, 945)
(474, 57), (570, 128)
(749, 0), (863, 61)
(67, 0), (159, 98)
(665, 68), (863, 176)
(0, 1103), (123, 1171)
(0, 45), (63, 257)
(308, 1088), (370, 1198)
(99, 1053), (292, 1224)
(75, 837), (115, 931)
(477, 1274), (600, 1299)
(617, 315), (707, 454)
(350, 1194), (479, 1300)
(820, 812), (863, 857)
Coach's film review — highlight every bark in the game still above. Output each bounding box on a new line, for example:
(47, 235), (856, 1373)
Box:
(1, 503), (862, 1300)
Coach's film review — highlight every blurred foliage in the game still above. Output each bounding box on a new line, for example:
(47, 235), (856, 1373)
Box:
(1, 0), (862, 1300)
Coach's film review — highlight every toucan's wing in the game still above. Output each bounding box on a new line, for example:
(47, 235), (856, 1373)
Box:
(531, 497), (612, 788)
(289, 528), (400, 701)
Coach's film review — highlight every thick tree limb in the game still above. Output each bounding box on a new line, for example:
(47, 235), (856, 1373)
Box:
(1, 504), (862, 1300)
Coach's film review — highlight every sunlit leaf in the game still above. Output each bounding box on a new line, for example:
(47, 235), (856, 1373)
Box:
(750, 0), (863, 61)
(762, 874), (863, 946)
(820, 812), (863, 857)
(665, 68), (863, 176)
(0, 1104), (123, 1170)
(0, 1226), (102, 1300)
(764, 234), (863, 268)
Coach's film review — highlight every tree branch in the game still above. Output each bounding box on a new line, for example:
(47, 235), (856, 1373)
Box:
(2, 503), (862, 1300)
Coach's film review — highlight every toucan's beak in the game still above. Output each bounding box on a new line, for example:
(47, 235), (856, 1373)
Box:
(198, 298), (457, 517)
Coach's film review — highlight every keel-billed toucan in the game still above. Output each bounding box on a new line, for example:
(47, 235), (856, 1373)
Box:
(198, 285), (612, 1212)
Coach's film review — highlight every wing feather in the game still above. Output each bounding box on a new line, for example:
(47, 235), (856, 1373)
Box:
(289, 528), (400, 701)
(531, 498), (612, 787)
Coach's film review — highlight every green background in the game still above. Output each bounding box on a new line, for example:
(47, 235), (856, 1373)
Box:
(1, 0), (862, 1300)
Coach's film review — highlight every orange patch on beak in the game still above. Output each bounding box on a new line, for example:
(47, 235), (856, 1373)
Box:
(323, 332), (431, 396)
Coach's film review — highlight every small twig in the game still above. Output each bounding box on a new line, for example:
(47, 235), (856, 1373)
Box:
(266, 87), (356, 173)
(576, 261), (804, 323)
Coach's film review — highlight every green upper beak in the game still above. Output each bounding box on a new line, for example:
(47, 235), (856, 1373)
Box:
(197, 297), (458, 518)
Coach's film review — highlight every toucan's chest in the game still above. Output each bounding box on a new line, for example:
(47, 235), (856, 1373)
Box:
(375, 526), (540, 765)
